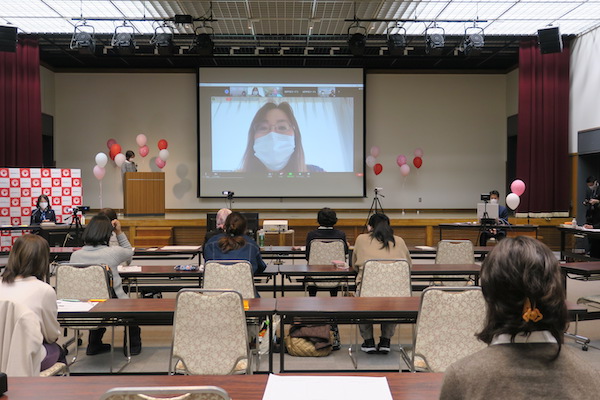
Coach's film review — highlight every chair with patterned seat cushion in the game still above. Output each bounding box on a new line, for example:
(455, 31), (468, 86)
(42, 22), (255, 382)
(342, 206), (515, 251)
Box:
(0, 299), (69, 377)
(412, 287), (487, 372)
(169, 289), (251, 375)
(433, 240), (476, 285)
(306, 239), (348, 295)
(203, 261), (256, 299)
(352, 259), (412, 370)
(55, 263), (114, 364)
(99, 386), (230, 400)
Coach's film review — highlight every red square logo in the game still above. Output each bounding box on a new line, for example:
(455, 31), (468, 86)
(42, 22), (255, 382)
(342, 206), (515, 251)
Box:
(0, 168), (8, 178)
(22, 207), (31, 216)
(0, 188), (9, 197)
(56, 215), (62, 223)
(21, 188), (31, 197)
(61, 169), (71, 177)
(41, 169), (51, 177)
(62, 206), (71, 214)
(12, 217), (21, 225)
(10, 198), (20, 207)
(72, 178), (81, 187)
(52, 197), (61, 206)
(62, 187), (71, 196)
(0, 208), (9, 217)
(42, 188), (51, 196)
(31, 178), (41, 187)
(20, 169), (30, 178)
(72, 197), (82, 205)
(52, 178), (61, 187)
(2, 246), (10, 252)
(10, 179), (20, 187)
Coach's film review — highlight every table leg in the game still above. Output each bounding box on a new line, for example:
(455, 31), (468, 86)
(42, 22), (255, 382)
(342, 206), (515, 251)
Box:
(279, 315), (286, 372)
(560, 230), (566, 261)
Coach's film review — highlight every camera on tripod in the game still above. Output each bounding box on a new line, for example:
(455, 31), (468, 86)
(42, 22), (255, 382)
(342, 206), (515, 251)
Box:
(480, 193), (491, 202)
(72, 206), (90, 214)
(374, 187), (383, 195)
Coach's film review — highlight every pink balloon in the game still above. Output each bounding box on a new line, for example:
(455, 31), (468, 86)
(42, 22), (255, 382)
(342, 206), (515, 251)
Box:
(136, 134), (147, 147)
(396, 154), (407, 167)
(106, 138), (117, 150)
(414, 148), (424, 158)
(370, 146), (380, 158)
(510, 179), (526, 197)
(400, 164), (410, 177)
(93, 165), (105, 180)
(155, 157), (166, 169)
(139, 145), (149, 157)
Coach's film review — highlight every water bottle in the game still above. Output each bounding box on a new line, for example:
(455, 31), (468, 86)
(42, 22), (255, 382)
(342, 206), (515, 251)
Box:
(258, 231), (265, 247)
(572, 217), (577, 228)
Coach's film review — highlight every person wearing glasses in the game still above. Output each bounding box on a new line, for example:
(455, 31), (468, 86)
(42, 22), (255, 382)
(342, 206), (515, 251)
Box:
(239, 102), (324, 173)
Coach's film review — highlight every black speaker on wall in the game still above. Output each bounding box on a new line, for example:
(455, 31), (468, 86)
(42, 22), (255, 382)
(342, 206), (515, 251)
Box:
(537, 26), (563, 54)
(0, 26), (17, 53)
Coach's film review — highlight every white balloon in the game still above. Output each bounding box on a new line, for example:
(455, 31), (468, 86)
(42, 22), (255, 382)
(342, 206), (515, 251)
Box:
(114, 153), (126, 167)
(366, 155), (376, 168)
(506, 193), (520, 210)
(136, 133), (147, 147)
(159, 149), (170, 161)
(95, 152), (108, 168)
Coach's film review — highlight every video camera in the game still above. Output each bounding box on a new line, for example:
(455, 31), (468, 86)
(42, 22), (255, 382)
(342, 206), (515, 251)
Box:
(480, 193), (491, 202)
(72, 206), (90, 214)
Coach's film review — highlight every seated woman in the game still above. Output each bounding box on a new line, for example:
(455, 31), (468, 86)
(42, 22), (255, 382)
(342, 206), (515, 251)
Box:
(203, 212), (267, 276)
(440, 236), (600, 399)
(352, 213), (412, 354)
(0, 234), (65, 372)
(30, 195), (56, 224)
(305, 207), (348, 297)
(69, 215), (141, 356)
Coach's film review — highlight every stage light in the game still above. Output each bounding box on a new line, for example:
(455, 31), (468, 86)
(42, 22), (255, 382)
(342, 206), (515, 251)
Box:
(70, 21), (96, 55)
(151, 24), (175, 55)
(190, 33), (214, 56)
(425, 26), (445, 55)
(463, 27), (484, 56)
(348, 32), (366, 56)
(387, 27), (406, 56)
(111, 23), (136, 55)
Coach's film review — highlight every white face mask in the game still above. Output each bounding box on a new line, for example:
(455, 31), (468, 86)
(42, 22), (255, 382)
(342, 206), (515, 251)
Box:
(39, 202), (48, 209)
(490, 198), (498, 204)
(253, 132), (295, 171)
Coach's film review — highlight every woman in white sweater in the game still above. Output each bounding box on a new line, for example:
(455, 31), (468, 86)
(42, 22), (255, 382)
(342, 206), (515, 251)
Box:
(70, 215), (141, 355)
(0, 234), (64, 371)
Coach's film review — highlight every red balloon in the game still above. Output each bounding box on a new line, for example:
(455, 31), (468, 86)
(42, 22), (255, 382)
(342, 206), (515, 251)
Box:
(158, 139), (168, 150)
(110, 143), (122, 160)
(413, 156), (423, 169)
(374, 163), (383, 175)
(106, 138), (117, 150)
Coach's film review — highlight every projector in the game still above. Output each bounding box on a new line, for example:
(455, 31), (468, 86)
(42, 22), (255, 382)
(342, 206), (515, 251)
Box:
(263, 220), (288, 232)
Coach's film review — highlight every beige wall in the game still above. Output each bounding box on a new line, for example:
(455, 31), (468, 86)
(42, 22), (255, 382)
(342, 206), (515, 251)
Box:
(40, 66), (55, 116)
(48, 71), (509, 210)
(506, 68), (519, 116)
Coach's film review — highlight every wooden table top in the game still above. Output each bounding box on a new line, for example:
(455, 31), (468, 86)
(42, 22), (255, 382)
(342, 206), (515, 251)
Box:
(561, 262), (600, 275)
(279, 264), (356, 275)
(279, 263), (481, 275)
(3, 373), (445, 400)
(276, 296), (421, 316)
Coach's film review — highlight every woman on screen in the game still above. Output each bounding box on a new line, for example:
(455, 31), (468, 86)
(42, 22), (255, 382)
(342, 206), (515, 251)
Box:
(239, 102), (324, 173)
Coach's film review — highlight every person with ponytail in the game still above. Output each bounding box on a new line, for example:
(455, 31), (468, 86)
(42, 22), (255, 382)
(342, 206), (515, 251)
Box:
(203, 212), (267, 275)
(352, 212), (412, 354)
(440, 237), (600, 399)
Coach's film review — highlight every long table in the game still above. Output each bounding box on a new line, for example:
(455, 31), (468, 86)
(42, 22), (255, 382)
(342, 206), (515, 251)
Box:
(557, 226), (600, 261)
(3, 373), (445, 400)
(47, 246), (202, 262)
(439, 223), (538, 242)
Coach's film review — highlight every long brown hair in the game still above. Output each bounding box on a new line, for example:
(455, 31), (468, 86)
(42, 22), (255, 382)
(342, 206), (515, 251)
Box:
(2, 234), (50, 284)
(240, 102), (307, 172)
(477, 237), (567, 355)
(218, 212), (247, 252)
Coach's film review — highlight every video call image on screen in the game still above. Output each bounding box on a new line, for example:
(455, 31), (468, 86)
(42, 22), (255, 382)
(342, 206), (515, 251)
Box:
(198, 68), (365, 198)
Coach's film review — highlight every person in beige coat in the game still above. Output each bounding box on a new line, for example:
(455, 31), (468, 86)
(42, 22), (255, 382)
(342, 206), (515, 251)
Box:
(440, 236), (600, 399)
(352, 213), (412, 354)
(0, 234), (64, 373)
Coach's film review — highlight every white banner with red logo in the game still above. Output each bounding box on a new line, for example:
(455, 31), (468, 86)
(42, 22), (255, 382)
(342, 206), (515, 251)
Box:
(0, 168), (83, 251)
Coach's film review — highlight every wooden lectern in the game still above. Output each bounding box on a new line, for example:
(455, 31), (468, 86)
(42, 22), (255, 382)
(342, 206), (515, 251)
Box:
(123, 172), (165, 216)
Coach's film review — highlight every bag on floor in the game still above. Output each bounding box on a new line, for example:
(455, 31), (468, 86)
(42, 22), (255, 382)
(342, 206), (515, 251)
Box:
(285, 324), (333, 357)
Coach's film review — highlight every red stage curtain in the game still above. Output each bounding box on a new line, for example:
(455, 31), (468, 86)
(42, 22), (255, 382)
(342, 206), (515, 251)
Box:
(0, 38), (43, 167)
(516, 39), (570, 213)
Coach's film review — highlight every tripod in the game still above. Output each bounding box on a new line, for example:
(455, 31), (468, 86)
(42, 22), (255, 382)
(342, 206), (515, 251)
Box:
(62, 209), (84, 247)
(363, 188), (385, 233)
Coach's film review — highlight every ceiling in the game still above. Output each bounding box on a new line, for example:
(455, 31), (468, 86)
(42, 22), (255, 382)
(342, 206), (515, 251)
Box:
(3, 0), (598, 71)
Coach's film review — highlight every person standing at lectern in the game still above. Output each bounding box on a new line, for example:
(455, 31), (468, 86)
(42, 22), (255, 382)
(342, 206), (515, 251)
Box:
(583, 176), (600, 258)
(30, 194), (56, 224)
(121, 150), (137, 173)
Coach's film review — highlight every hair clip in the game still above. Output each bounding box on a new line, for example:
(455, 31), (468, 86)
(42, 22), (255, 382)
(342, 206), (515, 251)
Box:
(522, 298), (543, 323)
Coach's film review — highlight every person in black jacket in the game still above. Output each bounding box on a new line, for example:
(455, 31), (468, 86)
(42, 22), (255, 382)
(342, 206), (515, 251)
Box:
(584, 176), (600, 258)
(30, 195), (56, 224)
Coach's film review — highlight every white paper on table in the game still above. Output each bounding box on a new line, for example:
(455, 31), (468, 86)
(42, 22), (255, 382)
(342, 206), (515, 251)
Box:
(261, 374), (393, 400)
(582, 227), (600, 232)
(415, 245), (436, 251)
(56, 300), (98, 312)
(160, 245), (201, 251)
(118, 265), (142, 272)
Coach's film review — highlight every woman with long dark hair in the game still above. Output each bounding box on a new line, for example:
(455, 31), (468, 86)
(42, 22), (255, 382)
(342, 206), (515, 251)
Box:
(239, 102), (323, 173)
(440, 236), (600, 399)
(30, 194), (56, 224)
(203, 212), (266, 275)
(352, 213), (412, 354)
